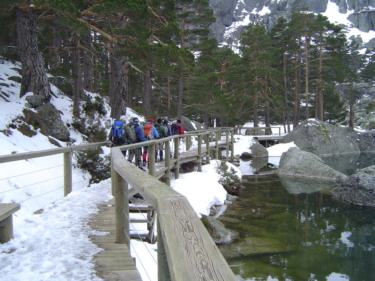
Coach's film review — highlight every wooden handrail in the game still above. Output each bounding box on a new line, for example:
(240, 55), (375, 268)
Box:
(0, 141), (109, 163)
(112, 147), (236, 281)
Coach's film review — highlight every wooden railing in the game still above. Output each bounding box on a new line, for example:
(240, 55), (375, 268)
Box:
(235, 126), (282, 136)
(112, 128), (236, 281)
(0, 141), (108, 196)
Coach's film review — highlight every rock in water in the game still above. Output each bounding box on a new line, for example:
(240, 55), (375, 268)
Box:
(202, 215), (238, 245)
(250, 141), (268, 158)
(334, 165), (375, 207)
(278, 147), (347, 182)
(283, 120), (360, 156)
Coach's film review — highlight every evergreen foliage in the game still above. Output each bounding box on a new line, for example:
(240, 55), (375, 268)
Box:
(0, 2), (372, 127)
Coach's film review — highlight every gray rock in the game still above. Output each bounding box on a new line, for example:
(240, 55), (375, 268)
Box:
(240, 152), (252, 160)
(23, 103), (70, 141)
(280, 176), (337, 195)
(26, 95), (45, 108)
(250, 141), (268, 158)
(283, 120), (360, 156)
(356, 131), (375, 153)
(278, 147), (347, 181)
(202, 215), (238, 245)
(181, 116), (204, 131)
(334, 165), (375, 207)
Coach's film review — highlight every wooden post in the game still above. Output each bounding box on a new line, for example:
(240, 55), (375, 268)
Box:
(148, 143), (156, 176)
(158, 219), (171, 281)
(197, 135), (202, 172)
(186, 135), (192, 151)
(64, 150), (72, 196)
(114, 171), (129, 244)
(225, 130), (229, 160)
(174, 137), (180, 179)
(215, 130), (220, 160)
(164, 140), (171, 186)
(0, 216), (13, 243)
(110, 165), (116, 196)
(230, 129), (234, 162)
(205, 133), (210, 164)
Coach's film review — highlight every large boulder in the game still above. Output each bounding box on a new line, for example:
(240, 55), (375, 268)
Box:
(202, 215), (238, 245)
(280, 177), (337, 195)
(181, 116), (204, 131)
(278, 147), (347, 182)
(283, 120), (360, 156)
(333, 165), (375, 207)
(24, 103), (70, 141)
(250, 141), (268, 158)
(356, 130), (375, 153)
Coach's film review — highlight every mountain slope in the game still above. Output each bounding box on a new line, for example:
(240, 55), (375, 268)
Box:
(210, 0), (375, 52)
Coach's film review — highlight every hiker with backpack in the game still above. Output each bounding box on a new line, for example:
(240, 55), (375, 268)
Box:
(127, 117), (146, 168)
(142, 119), (159, 166)
(108, 117), (127, 157)
(171, 119), (185, 135)
(154, 118), (169, 161)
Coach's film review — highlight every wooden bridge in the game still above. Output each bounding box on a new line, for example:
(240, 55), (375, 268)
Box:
(0, 127), (238, 281)
(0, 125), (287, 280)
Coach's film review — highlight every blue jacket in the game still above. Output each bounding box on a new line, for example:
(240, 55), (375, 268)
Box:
(152, 126), (159, 139)
(133, 123), (146, 142)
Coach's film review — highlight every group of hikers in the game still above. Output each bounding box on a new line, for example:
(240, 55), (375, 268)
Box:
(109, 117), (185, 169)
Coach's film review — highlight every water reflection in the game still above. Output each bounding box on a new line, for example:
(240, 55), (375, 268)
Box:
(279, 176), (337, 194)
(220, 178), (375, 281)
(321, 152), (375, 175)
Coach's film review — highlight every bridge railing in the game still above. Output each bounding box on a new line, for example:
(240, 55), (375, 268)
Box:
(111, 127), (236, 281)
(0, 141), (108, 196)
(235, 126), (282, 136)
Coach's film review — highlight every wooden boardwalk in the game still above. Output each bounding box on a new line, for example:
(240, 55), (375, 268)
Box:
(90, 137), (234, 280)
(90, 200), (142, 281)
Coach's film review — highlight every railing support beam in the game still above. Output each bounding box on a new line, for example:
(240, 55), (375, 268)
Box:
(114, 170), (129, 245)
(64, 150), (72, 196)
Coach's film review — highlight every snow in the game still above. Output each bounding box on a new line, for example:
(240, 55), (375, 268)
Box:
(326, 272), (350, 281)
(171, 160), (236, 218)
(267, 142), (296, 167)
(323, 0), (375, 44)
(340, 231), (354, 248)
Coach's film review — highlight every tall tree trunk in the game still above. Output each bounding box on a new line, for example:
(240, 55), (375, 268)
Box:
(283, 52), (290, 132)
(253, 91), (259, 127)
(49, 25), (61, 70)
(72, 34), (82, 118)
(264, 88), (271, 135)
(143, 67), (152, 114)
(293, 54), (301, 127)
(177, 74), (184, 119)
(108, 46), (127, 119)
(82, 32), (94, 91)
(318, 40), (324, 121)
(16, 6), (50, 99)
(304, 36), (310, 120)
(348, 83), (355, 129)
(166, 76), (171, 114)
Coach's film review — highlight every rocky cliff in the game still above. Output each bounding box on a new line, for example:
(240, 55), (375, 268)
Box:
(209, 0), (375, 51)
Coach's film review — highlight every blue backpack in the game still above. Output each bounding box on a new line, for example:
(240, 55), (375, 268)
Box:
(112, 120), (125, 145)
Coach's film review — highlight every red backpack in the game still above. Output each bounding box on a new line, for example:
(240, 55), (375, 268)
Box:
(144, 123), (153, 139)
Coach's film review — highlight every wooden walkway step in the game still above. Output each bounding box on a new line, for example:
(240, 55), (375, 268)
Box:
(90, 200), (142, 281)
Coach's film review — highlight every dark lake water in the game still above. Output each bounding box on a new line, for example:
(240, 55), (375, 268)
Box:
(219, 176), (375, 281)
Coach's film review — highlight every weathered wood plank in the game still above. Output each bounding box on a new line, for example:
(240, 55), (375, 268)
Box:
(112, 149), (237, 281)
(90, 201), (142, 281)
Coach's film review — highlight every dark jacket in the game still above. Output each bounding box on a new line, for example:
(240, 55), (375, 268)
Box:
(134, 123), (146, 142)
